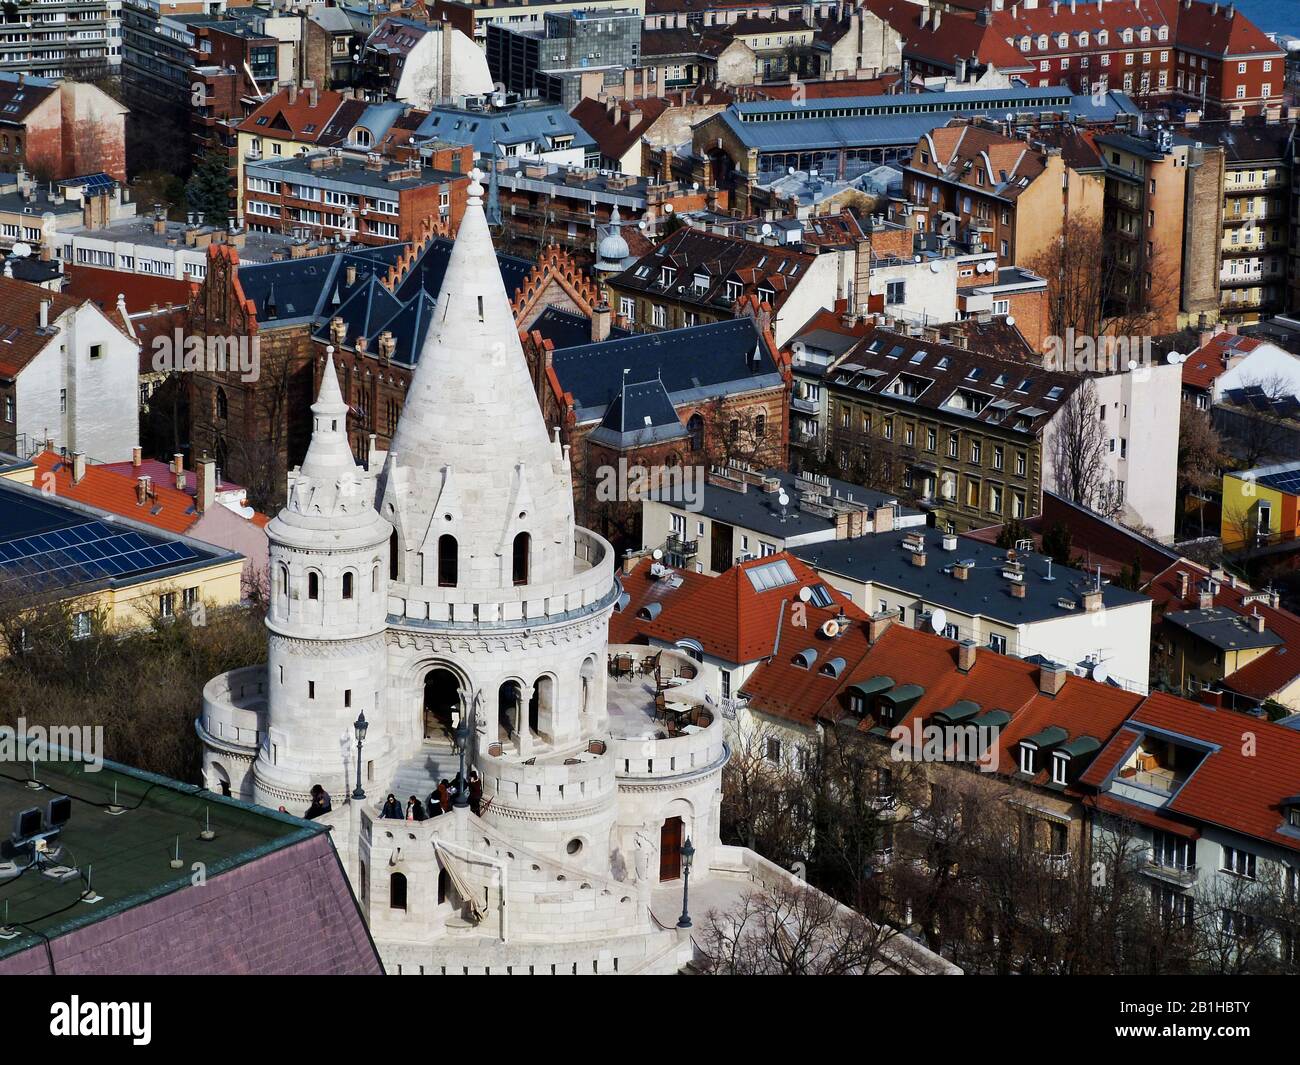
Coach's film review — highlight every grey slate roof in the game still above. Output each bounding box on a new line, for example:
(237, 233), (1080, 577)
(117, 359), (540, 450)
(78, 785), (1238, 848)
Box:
(792, 527), (1149, 626)
(587, 378), (688, 449)
(1164, 607), (1285, 652)
(549, 318), (781, 425)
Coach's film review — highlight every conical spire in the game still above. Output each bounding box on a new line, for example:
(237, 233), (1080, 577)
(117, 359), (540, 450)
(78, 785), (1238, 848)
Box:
(298, 347), (355, 482)
(379, 168), (575, 591)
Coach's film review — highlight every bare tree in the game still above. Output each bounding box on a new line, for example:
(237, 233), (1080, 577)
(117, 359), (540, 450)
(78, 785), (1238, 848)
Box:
(1047, 377), (1121, 517)
(694, 880), (906, 974)
(1177, 400), (1225, 538)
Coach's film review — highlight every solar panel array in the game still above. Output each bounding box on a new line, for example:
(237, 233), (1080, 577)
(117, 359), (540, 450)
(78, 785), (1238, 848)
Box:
(59, 172), (117, 196)
(1260, 468), (1300, 495)
(0, 520), (202, 589)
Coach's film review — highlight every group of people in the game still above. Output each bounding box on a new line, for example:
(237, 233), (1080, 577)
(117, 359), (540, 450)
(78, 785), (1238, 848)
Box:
(379, 770), (481, 820)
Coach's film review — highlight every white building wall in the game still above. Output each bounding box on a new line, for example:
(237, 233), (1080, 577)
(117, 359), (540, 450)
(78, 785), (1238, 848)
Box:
(773, 253), (840, 347)
(15, 302), (138, 461)
(1093, 363), (1180, 538)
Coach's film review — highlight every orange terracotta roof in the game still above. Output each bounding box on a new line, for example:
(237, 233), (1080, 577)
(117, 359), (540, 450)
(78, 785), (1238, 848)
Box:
(0, 278), (92, 380)
(1180, 330), (1262, 392)
(30, 451), (199, 535)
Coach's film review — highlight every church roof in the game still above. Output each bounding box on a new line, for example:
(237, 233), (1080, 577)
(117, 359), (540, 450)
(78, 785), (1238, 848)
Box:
(587, 378), (688, 450)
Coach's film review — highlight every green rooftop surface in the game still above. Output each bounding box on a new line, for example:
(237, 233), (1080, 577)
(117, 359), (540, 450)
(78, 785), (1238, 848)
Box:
(0, 754), (323, 959)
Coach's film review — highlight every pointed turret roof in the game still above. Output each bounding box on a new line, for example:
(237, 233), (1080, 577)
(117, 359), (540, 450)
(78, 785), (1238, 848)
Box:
(272, 348), (389, 541)
(379, 169), (575, 591)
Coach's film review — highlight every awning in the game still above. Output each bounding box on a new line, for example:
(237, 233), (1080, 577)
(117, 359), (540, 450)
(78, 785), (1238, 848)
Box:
(432, 842), (488, 922)
(848, 676), (894, 698)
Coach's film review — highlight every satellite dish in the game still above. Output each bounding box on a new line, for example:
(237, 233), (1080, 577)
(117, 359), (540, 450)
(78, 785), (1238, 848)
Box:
(929, 261), (941, 272)
(652, 548), (663, 560)
(1127, 359), (1138, 371)
(778, 491), (790, 507)
(930, 608), (948, 633)
(820, 619), (841, 638)
(11, 242), (30, 258)
(663, 203), (673, 214)
(798, 586), (813, 603)
(1006, 315), (1016, 326)
(1091, 660), (1110, 685)
(761, 222), (772, 235)
(1166, 351), (1180, 364)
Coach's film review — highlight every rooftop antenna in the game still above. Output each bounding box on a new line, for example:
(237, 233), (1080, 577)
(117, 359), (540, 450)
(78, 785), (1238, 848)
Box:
(81, 864), (103, 905)
(200, 806), (216, 842)
(26, 758), (40, 790)
(0, 900), (15, 940)
(778, 489), (790, 522)
(1095, 564), (1102, 592)
(1044, 558), (1055, 582)
(106, 780), (125, 816)
(169, 836), (184, 870)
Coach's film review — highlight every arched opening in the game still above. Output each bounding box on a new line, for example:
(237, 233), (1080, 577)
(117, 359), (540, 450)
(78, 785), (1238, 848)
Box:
(278, 564), (289, 597)
(342, 571), (354, 599)
(215, 386), (228, 421)
(530, 674), (553, 739)
(512, 532), (530, 586)
(437, 534), (458, 587)
(498, 680), (522, 742)
(307, 571), (320, 600)
(659, 816), (684, 881)
(437, 867), (448, 905)
(389, 530), (400, 580)
(389, 871), (407, 910)
(423, 668), (460, 740)
(210, 762), (231, 797)
(687, 412), (704, 451)
(580, 656), (597, 714)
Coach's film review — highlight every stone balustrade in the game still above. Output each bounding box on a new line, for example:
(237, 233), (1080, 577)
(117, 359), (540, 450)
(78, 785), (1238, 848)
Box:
(198, 666), (267, 752)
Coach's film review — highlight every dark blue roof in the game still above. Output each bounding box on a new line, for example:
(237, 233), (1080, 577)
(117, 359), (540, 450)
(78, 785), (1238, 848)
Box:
(239, 245), (400, 323)
(588, 378), (687, 449)
(550, 319), (781, 423)
(529, 306), (631, 350)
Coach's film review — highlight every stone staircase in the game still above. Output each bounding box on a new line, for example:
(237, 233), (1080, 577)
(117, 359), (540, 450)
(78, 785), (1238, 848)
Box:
(387, 741), (458, 803)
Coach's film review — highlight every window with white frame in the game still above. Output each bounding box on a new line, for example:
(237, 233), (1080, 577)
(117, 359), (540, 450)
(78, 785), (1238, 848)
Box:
(1222, 846), (1256, 879)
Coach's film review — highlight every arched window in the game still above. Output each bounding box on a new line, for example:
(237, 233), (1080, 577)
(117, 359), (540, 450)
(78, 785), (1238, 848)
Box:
(755, 413), (766, 440)
(342, 571), (354, 599)
(308, 571), (319, 600)
(215, 386), (228, 420)
(389, 872), (407, 910)
(687, 413), (703, 451)
(372, 564), (379, 593)
(279, 564), (289, 596)
(437, 534), (458, 587)
(437, 868), (448, 905)
(389, 530), (399, 580)
(512, 532), (530, 586)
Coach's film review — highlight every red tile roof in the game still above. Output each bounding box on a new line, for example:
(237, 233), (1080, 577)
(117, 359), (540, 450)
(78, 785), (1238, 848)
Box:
(1172, 0), (1284, 58)
(1180, 330), (1262, 392)
(31, 451), (199, 535)
(571, 97), (670, 162)
(241, 86), (348, 145)
(865, 0), (1034, 72)
(612, 553), (864, 664)
(0, 278), (94, 379)
(63, 264), (192, 317)
(1148, 560), (1300, 702)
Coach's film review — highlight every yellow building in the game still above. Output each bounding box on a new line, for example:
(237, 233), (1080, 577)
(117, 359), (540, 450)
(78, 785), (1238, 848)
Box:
(0, 470), (243, 642)
(1221, 460), (1300, 552)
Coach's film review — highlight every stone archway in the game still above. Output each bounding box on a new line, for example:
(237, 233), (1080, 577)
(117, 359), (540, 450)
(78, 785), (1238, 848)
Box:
(423, 667), (461, 741)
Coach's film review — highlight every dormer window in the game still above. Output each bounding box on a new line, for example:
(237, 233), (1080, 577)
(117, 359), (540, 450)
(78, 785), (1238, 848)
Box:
(792, 647), (817, 669)
(725, 280), (742, 302)
(693, 272), (709, 292)
(660, 266), (676, 286)
(1019, 743), (1037, 775)
(1052, 752), (1068, 786)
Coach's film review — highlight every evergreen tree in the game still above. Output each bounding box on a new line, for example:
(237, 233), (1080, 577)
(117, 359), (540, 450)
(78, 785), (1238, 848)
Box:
(186, 149), (232, 226)
(1041, 521), (1075, 568)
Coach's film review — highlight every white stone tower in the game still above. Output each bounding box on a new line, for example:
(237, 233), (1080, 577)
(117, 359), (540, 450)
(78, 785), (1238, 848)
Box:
(254, 350), (394, 810)
(377, 169), (619, 865)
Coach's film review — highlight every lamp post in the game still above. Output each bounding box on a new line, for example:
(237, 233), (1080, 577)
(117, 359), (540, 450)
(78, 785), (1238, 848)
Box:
(452, 713), (471, 808)
(677, 837), (696, 929)
(352, 711), (368, 801)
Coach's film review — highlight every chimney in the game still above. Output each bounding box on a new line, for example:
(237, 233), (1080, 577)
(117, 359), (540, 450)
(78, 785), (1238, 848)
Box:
(1010, 582), (1026, 598)
(173, 452), (185, 492)
(1082, 587), (1103, 612)
(198, 458), (216, 514)
(71, 452), (86, 484)
(131, 446), (142, 469)
(1038, 659), (1068, 696)
(38, 298), (50, 330)
(867, 608), (898, 644)
(592, 302), (611, 343)
(1177, 570), (1190, 599)
(330, 316), (347, 348)
(952, 561), (971, 581)
(287, 82), (298, 105)
(910, 549), (927, 568)
(874, 502), (895, 533)
(957, 639), (977, 673)
(378, 329), (395, 364)
(1199, 580), (1216, 610)
(345, 263), (357, 287)
(1248, 611), (1265, 634)
(136, 476), (151, 505)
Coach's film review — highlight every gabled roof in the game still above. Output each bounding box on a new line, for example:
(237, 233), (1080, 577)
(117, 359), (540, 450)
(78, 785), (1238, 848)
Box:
(1080, 693), (1300, 854)
(865, 0), (1034, 73)
(31, 451), (199, 535)
(0, 71), (57, 125)
(1148, 560), (1300, 703)
(549, 318), (780, 425)
(586, 378), (687, 450)
(570, 97), (670, 162)
(240, 86), (348, 145)
(1181, 329), (1262, 391)
(0, 278), (98, 380)
(612, 552), (863, 665)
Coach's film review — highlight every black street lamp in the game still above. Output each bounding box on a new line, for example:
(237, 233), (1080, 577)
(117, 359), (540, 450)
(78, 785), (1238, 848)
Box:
(452, 713), (471, 808)
(677, 837), (696, 929)
(352, 711), (368, 801)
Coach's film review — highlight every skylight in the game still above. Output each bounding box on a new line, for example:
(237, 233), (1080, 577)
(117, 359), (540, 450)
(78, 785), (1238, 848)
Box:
(745, 559), (797, 592)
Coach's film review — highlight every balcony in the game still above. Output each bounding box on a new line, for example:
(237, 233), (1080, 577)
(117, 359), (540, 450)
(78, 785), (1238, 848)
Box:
(1039, 852), (1072, 878)
(1140, 857), (1198, 888)
(665, 535), (697, 558)
(791, 394), (818, 415)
